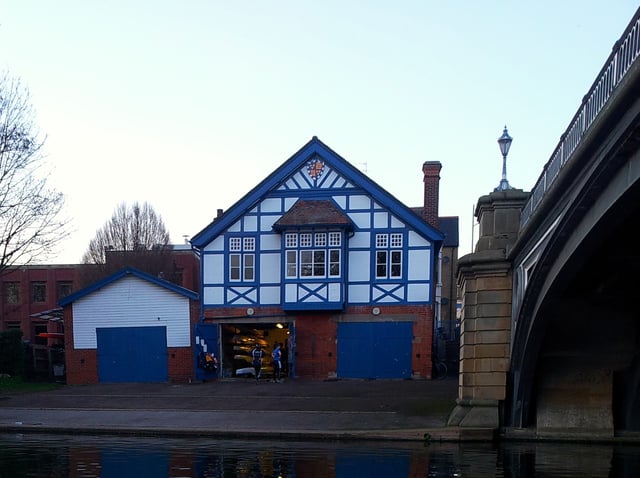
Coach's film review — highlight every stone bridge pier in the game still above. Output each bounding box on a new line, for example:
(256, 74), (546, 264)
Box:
(447, 189), (529, 429)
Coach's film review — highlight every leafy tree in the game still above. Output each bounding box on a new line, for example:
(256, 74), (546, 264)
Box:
(0, 72), (68, 275)
(79, 201), (176, 286)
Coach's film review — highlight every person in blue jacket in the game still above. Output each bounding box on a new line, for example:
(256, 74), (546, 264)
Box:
(271, 342), (282, 383)
(251, 343), (264, 383)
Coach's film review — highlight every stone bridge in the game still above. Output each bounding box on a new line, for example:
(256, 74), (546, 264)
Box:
(449, 7), (640, 440)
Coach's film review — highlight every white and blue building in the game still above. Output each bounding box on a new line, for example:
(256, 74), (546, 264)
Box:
(191, 137), (446, 380)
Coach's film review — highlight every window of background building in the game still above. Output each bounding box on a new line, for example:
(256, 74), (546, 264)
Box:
(4, 282), (20, 304)
(172, 269), (184, 287)
(31, 282), (46, 303)
(56, 281), (73, 300)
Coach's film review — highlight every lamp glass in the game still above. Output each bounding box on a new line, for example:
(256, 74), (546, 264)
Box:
(498, 127), (512, 157)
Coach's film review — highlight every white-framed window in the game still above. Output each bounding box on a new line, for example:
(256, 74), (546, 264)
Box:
(285, 231), (342, 278)
(286, 250), (297, 277)
(285, 233), (298, 248)
(299, 233), (312, 247)
(301, 250), (325, 276)
(375, 233), (403, 279)
(229, 236), (256, 282)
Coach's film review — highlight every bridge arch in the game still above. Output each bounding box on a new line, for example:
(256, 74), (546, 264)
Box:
(507, 69), (640, 431)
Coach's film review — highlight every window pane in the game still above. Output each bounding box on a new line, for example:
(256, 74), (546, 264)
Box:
(230, 254), (240, 280)
(57, 281), (73, 300)
(376, 251), (387, 278)
(4, 282), (19, 304)
(229, 238), (241, 251)
(300, 251), (312, 276)
(391, 251), (402, 277)
(376, 234), (388, 248)
(390, 233), (403, 247)
(315, 233), (326, 247)
(244, 254), (254, 281)
(328, 232), (341, 246)
(285, 233), (297, 248)
(244, 237), (255, 251)
(329, 249), (340, 276)
(31, 282), (46, 303)
(286, 250), (297, 277)
(313, 250), (325, 276)
(300, 233), (312, 247)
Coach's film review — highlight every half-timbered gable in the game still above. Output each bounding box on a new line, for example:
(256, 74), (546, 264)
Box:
(192, 137), (443, 311)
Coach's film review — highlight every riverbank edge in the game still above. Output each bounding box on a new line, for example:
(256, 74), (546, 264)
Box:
(0, 422), (497, 443)
(5, 423), (640, 445)
(6, 412), (640, 445)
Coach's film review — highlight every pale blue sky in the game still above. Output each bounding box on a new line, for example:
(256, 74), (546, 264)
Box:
(1, 1), (638, 263)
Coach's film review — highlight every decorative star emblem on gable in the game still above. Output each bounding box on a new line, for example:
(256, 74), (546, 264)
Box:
(306, 157), (325, 180)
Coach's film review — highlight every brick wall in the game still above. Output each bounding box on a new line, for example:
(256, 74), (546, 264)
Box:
(168, 347), (194, 383)
(202, 304), (435, 380)
(294, 314), (338, 378)
(422, 161), (442, 228)
(65, 349), (99, 385)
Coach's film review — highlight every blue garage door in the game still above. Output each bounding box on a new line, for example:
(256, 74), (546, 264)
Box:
(97, 326), (168, 383)
(337, 322), (412, 379)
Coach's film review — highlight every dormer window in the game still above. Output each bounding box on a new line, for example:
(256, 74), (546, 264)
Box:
(272, 198), (353, 285)
(285, 232), (342, 278)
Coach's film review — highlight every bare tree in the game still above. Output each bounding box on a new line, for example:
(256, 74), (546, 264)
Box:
(79, 201), (175, 286)
(0, 72), (68, 275)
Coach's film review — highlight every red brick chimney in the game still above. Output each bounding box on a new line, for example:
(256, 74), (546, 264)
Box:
(422, 161), (441, 228)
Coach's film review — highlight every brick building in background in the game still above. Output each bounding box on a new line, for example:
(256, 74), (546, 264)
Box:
(0, 245), (199, 378)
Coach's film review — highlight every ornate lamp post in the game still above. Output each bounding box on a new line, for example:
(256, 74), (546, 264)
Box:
(495, 126), (513, 191)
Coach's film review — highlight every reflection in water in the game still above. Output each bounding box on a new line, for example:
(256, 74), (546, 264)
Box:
(2, 433), (640, 477)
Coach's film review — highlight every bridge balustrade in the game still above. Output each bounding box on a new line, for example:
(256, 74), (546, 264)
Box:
(520, 8), (640, 227)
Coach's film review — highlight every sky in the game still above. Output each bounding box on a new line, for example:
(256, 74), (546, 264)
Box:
(1, 1), (639, 264)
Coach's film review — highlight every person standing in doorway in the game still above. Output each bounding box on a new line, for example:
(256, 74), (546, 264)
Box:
(271, 342), (282, 383)
(251, 343), (264, 383)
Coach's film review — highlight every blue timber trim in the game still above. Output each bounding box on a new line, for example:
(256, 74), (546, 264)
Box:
(282, 281), (345, 311)
(59, 266), (198, 307)
(193, 137), (444, 310)
(191, 136), (444, 250)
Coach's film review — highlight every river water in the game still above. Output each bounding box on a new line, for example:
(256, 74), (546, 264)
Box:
(2, 433), (640, 477)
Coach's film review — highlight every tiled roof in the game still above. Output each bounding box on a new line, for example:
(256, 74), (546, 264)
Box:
(411, 207), (459, 248)
(273, 199), (354, 230)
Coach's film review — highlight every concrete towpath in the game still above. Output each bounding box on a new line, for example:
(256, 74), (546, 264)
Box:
(0, 377), (493, 441)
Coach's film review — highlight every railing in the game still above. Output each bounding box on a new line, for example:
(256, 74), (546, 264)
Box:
(520, 7), (640, 227)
